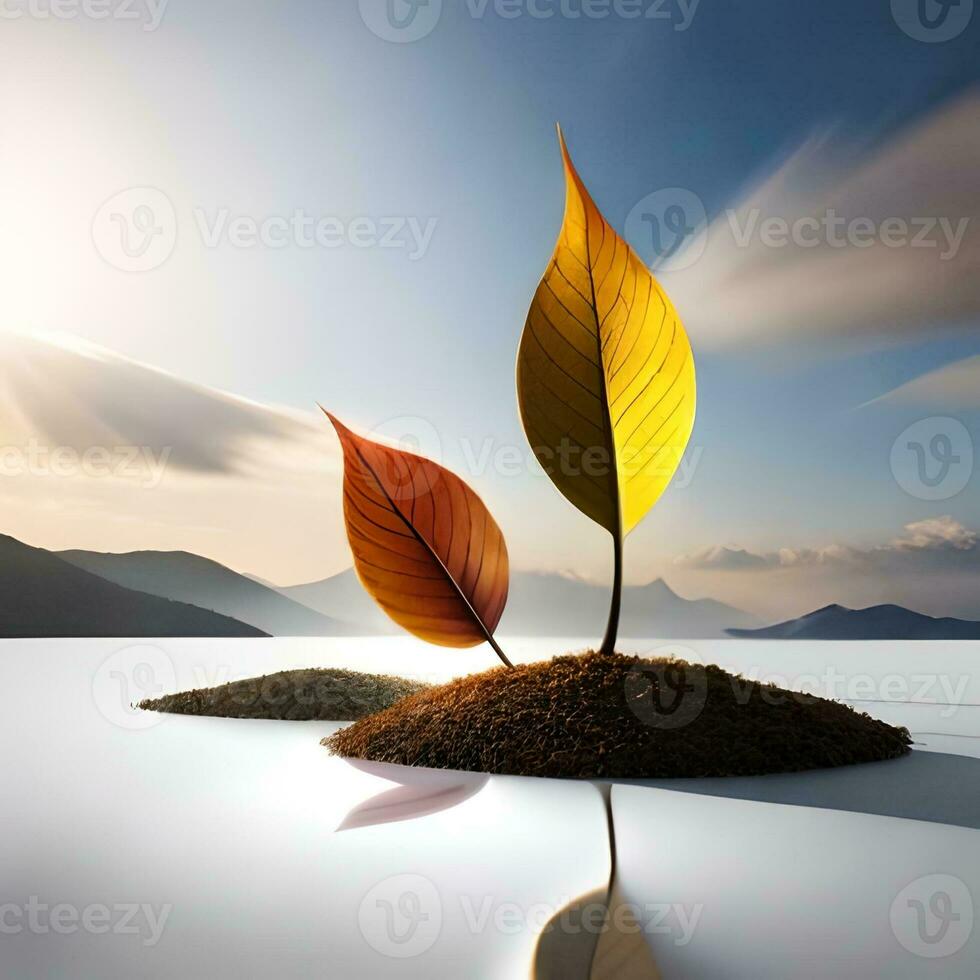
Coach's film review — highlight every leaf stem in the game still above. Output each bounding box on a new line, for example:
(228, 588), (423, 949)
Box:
(487, 635), (514, 669)
(599, 530), (622, 656)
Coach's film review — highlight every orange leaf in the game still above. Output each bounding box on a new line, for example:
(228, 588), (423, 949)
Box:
(325, 412), (511, 659)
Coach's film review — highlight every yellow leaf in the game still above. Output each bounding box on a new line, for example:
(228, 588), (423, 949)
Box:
(516, 127), (697, 537)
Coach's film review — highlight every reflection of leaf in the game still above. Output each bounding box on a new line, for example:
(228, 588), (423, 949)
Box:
(516, 128), (696, 537)
(325, 412), (511, 664)
(532, 888), (609, 980)
(337, 759), (489, 831)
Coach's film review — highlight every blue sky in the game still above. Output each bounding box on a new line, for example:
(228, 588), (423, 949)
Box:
(1, 0), (978, 616)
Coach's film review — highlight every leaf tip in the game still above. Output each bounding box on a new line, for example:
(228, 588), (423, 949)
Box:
(554, 124), (585, 200)
(556, 122), (570, 164)
(318, 405), (346, 435)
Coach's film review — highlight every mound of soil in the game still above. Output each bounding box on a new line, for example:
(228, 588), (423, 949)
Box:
(325, 652), (911, 778)
(139, 668), (430, 721)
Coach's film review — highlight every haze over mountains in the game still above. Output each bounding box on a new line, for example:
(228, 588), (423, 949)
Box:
(59, 549), (354, 637)
(0, 535), (265, 638)
(3, 532), (978, 639)
(728, 604), (980, 640)
(277, 568), (762, 639)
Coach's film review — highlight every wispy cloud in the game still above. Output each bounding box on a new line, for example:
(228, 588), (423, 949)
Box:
(863, 354), (980, 409)
(675, 517), (978, 571)
(664, 89), (980, 350)
(0, 329), (337, 479)
(0, 329), (347, 583)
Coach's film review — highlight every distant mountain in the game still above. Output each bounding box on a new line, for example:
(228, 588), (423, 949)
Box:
(727, 603), (980, 640)
(278, 568), (761, 639)
(277, 569), (400, 635)
(503, 572), (761, 638)
(58, 549), (356, 637)
(0, 534), (264, 637)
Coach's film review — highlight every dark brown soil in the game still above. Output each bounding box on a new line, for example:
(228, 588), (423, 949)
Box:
(139, 668), (430, 721)
(324, 652), (912, 778)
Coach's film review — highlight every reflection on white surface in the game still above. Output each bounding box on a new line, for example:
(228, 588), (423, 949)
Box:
(337, 760), (490, 831)
(2, 637), (979, 979)
(2, 641), (612, 979)
(612, 787), (980, 979)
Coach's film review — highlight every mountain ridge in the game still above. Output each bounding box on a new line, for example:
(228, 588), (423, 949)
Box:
(276, 567), (762, 638)
(0, 534), (265, 637)
(727, 603), (980, 640)
(58, 548), (356, 637)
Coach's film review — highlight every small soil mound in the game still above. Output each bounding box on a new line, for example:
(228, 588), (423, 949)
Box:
(325, 652), (911, 778)
(139, 668), (430, 721)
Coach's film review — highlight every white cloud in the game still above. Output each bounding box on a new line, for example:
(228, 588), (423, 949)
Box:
(864, 354), (980, 409)
(662, 89), (980, 350)
(0, 329), (338, 479)
(676, 517), (978, 571)
(673, 545), (771, 570)
(889, 515), (977, 552)
(0, 329), (349, 583)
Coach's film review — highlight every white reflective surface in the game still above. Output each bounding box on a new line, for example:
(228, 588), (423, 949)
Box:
(2, 638), (978, 979)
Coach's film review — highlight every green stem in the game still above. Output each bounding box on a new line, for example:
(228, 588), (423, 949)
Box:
(599, 530), (623, 656)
